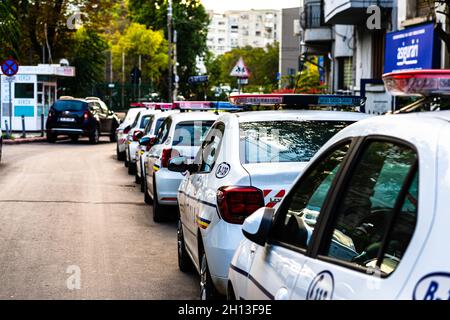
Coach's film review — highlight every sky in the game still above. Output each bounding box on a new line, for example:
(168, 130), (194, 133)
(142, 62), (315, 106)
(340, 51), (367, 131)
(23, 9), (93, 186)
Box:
(201, 0), (300, 12)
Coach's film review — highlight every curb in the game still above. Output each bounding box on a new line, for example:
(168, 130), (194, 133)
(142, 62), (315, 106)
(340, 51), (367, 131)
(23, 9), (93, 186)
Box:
(3, 137), (47, 145)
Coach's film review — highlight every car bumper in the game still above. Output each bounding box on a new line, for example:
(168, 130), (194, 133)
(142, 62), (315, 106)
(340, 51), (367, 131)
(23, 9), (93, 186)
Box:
(128, 141), (139, 162)
(48, 128), (85, 135)
(203, 221), (244, 295)
(154, 169), (184, 205)
(117, 132), (127, 153)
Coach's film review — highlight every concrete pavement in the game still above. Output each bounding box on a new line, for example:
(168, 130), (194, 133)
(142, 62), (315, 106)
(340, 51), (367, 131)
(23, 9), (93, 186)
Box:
(0, 137), (198, 299)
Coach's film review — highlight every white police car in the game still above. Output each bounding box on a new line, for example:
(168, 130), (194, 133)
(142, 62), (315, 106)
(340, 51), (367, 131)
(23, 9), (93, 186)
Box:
(135, 110), (179, 191)
(144, 103), (220, 222)
(228, 70), (450, 300)
(125, 108), (162, 175)
(116, 105), (147, 161)
(168, 94), (371, 299)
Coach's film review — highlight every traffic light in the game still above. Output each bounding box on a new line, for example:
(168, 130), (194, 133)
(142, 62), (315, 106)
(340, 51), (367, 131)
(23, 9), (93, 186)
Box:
(130, 67), (141, 84)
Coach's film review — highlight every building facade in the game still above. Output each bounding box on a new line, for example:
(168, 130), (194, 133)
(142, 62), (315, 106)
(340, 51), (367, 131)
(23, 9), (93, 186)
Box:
(207, 9), (281, 56)
(279, 7), (302, 83)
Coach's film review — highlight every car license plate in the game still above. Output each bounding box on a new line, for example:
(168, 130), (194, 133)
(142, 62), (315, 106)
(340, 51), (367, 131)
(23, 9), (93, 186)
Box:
(60, 117), (75, 122)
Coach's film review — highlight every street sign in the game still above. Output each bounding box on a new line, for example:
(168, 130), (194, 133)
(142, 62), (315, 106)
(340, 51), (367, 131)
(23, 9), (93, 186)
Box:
(188, 75), (209, 84)
(1, 58), (19, 77)
(230, 57), (250, 77)
(237, 78), (248, 85)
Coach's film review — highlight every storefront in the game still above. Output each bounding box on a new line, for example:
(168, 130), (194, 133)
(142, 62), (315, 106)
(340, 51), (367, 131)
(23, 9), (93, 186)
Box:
(0, 64), (75, 132)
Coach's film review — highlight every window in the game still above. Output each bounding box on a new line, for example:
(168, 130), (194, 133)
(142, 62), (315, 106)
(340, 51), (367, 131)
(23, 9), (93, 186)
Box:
(322, 140), (418, 276)
(15, 83), (34, 99)
(140, 115), (152, 129)
(198, 123), (225, 173)
(144, 115), (155, 134)
(338, 57), (353, 91)
(172, 121), (215, 147)
(270, 143), (351, 250)
(156, 118), (171, 144)
(153, 117), (166, 136)
(239, 121), (354, 164)
(372, 30), (386, 79)
(52, 100), (87, 112)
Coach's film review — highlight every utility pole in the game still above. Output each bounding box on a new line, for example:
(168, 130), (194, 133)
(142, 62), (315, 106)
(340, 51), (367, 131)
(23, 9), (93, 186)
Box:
(138, 54), (142, 101)
(167, 0), (173, 103)
(110, 51), (113, 109)
(122, 51), (125, 109)
(173, 30), (178, 102)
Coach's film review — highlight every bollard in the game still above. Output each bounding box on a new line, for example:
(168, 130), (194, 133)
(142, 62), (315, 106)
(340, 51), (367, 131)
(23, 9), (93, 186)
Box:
(4, 120), (9, 139)
(21, 115), (26, 138)
(41, 113), (45, 137)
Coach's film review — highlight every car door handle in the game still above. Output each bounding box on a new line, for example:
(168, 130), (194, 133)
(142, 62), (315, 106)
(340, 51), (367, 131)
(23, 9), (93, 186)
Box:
(250, 243), (257, 254)
(274, 287), (289, 300)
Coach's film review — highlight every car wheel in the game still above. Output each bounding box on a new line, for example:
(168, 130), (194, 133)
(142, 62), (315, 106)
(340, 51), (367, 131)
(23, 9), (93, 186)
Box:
(128, 161), (136, 175)
(152, 181), (165, 223)
(135, 169), (141, 184)
(124, 147), (129, 167)
(227, 282), (237, 300)
(140, 167), (146, 193)
(47, 134), (57, 143)
(144, 177), (152, 204)
(70, 135), (79, 142)
(89, 126), (100, 144)
(200, 252), (222, 300)
(116, 145), (125, 161)
(110, 130), (117, 143)
(177, 219), (193, 272)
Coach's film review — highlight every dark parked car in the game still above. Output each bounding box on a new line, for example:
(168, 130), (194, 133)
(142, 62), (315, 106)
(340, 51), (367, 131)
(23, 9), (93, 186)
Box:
(46, 97), (120, 144)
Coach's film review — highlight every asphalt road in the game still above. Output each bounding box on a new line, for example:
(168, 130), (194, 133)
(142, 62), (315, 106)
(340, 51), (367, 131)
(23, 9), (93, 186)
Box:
(0, 137), (199, 299)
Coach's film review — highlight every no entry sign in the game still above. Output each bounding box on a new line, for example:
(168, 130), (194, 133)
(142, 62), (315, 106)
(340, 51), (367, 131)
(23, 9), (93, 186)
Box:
(1, 58), (19, 77)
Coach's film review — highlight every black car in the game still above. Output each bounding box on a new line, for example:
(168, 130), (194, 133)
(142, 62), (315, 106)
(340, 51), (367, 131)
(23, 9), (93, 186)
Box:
(46, 98), (120, 144)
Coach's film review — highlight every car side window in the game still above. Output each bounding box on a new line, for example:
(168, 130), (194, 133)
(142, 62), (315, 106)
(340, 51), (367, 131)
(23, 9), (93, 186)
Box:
(156, 118), (171, 144)
(321, 140), (418, 276)
(198, 123), (225, 173)
(99, 102), (108, 114)
(270, 143), (351, 251)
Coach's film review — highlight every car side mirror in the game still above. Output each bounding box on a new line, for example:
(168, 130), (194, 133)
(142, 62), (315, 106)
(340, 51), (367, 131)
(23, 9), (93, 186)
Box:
(135, 131), (144, 140)
(139, 136), (151, 146)
(242, 207), (275, 247)
(168, 156), (189, 173)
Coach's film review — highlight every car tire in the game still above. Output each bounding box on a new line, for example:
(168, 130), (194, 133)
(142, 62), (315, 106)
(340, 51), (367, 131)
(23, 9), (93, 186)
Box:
(140, 167), (146, 193)
(177, 219), (193, 272)
(144, 177), (152, 204)
(135, 169), (141, 184)
(128, 161), (136, 175)
(200, 251), (223, 300)
(70, 135), (79, 142)
(47, 134), (57, 143)
(116, 145), (125, 161)
(152, 181), (165, 223)
(110, 130), (117, 143)
(124, 147), (129, 167)
(227, 282), (237, 300)
(89, 125), (100, 144)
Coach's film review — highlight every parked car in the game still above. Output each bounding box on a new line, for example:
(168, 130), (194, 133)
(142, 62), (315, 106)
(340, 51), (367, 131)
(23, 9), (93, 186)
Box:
(125, 109), (161, 174)
(135, 111), (179, 191)
(227, 109), (450, 300)
(169, 104), (370, 299)
(144, 111), (219, 222)
(46, 97), (120, 144)
(0, 128), (2, 163)
(116, 106), (148, 161)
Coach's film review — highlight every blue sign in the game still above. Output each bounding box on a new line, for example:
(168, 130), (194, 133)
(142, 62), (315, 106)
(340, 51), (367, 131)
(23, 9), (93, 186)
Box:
(384, 23), (438, 73)
(1, 58), (19, 77)
(188, 75), (209, 84)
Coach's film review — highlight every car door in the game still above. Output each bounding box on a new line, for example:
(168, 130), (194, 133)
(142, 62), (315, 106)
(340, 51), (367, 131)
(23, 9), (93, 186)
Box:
(181, 122), (226, 270)
(98, 102), (113, 133)
(294, 138), (429, 300)
(242, 142), (353, 300)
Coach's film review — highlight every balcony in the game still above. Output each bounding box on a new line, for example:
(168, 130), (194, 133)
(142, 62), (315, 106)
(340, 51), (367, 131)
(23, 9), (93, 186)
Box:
(300, 0), (332, 43)
(324, 0), (394, 25)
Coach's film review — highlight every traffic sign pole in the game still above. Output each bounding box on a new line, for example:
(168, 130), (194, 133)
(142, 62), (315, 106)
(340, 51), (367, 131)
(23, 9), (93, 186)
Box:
(1, 58), (20, 138)
(9, 78), (12, 137)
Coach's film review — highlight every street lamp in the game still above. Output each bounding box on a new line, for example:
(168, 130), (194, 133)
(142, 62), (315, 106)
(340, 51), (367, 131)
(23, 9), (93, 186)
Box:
(168, 0), (173, 103)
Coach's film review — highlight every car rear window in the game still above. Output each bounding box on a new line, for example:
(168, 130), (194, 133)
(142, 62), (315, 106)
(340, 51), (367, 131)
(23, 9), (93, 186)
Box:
(240, 120), (353, 164)
(173, 121), (215, 147)
(53, 100), (87, 112)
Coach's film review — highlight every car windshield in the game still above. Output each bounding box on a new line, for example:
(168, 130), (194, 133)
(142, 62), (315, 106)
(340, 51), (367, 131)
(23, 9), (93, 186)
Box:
(173, 121), (215, 147)
(52, 100), (87, 112)
(240, 120), (353, 164)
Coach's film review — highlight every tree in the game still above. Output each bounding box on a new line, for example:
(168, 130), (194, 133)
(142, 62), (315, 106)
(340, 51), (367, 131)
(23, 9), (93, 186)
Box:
(205, 43), (280, 94)
(111, 23), (168, 87)
(128, 0), (210, 97)
(59, 27), (109, 97)
(0, 1), (20, 58)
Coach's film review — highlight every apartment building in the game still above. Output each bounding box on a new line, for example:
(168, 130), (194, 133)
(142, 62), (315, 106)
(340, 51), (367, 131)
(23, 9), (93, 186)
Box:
(207, 9), (281, 56)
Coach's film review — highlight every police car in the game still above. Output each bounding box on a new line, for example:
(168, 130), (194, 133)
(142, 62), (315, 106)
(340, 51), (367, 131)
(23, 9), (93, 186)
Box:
(125, 108), (162, 175)
(135, 109), (179, 191)
(144, 102), (221, 222)
(168, 94), (371, 299)
(116, 105), (147, 161)
(228, 70), (450, 300)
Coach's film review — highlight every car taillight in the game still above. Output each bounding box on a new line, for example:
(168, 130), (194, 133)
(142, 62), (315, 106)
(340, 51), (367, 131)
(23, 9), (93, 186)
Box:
(84, 110), (91, 120)
(160, 148), (180, 168)
(217, 186), (265, 225)
(132, 130), (143, 142)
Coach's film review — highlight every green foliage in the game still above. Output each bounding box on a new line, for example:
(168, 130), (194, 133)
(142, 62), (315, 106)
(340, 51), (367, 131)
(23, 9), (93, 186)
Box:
(128, 0), (210, 97)
(111, 23), (168, 85)
(59, 27), (109, 97)
(0, 1), (20, 58)
(205, 43), (280, 94)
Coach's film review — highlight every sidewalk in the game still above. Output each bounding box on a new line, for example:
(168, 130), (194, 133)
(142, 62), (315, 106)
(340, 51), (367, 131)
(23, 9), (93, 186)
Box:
(3, 132), (47, 145)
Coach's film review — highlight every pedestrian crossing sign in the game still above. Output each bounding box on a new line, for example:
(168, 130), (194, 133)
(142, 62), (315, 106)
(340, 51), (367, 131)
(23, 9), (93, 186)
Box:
(230, 57), (250, 77)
